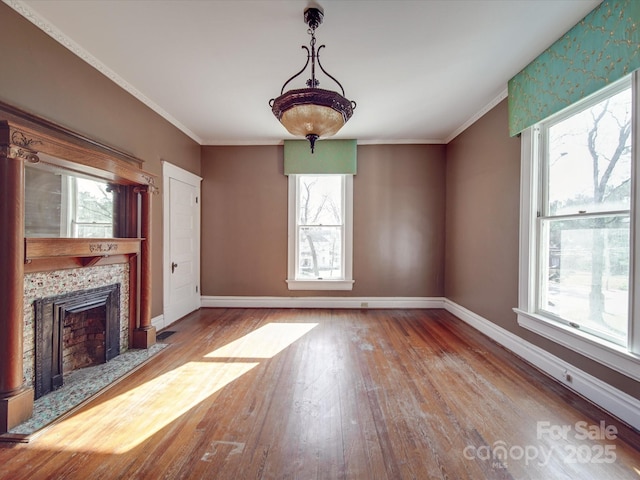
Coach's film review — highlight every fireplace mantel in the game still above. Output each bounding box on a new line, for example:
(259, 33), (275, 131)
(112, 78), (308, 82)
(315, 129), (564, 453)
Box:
(0, 101), (157, 434)
(25, 238), (142, 272)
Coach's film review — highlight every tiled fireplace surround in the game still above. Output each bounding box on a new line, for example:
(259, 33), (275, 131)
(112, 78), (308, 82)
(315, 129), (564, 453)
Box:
(23, 264), (130, 394)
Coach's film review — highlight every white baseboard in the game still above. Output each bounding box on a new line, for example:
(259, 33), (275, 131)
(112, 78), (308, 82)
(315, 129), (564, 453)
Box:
(200, 296), (445, 309)
(444, 299), (640, 431)
(187, 295), (639, 430)
(152, 310), (196, 332)
(151, 314), (165, 332)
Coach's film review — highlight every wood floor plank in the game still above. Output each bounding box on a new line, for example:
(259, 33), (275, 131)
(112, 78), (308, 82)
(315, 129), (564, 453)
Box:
(0, 308), (638, 479)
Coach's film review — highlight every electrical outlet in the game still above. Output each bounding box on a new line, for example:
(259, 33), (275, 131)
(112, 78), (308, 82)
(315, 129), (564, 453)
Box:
(562, 369), (572, 382)
(360, 302), (369, 308)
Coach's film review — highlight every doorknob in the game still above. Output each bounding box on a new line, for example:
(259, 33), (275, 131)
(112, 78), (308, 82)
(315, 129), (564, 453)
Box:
(171, 262), (178, 273)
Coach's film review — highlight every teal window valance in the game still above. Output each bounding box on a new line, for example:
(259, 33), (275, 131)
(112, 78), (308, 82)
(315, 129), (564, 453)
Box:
(284, 139), (357, 175)
(508, 0), (640, 136)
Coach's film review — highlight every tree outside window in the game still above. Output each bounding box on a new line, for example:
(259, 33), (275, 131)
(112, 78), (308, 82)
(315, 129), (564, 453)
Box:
(296, 175), (344, 280)
(69, 176), (114, 238)
(539, 82), (631, 345)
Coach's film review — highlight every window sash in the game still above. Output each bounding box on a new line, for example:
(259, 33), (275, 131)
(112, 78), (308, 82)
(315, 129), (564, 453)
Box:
(515, 72), (640, 381)
(536, 213), (630, 346)
(296, 225), (344, 280)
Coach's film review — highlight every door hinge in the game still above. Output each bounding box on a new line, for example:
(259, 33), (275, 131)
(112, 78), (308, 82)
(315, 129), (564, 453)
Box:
(196, 285), (199, 293)
(196, 196), (199, 204)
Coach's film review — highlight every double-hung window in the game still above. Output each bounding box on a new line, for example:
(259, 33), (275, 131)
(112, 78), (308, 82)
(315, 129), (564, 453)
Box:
(515, 73), (640, 380)
(287, 174), (353, 290)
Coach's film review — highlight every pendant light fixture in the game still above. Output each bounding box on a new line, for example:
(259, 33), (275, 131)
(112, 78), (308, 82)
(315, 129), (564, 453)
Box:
(269, 6), (356, 153)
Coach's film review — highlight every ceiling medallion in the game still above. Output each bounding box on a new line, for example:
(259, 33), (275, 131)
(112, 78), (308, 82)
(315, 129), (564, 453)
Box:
(269, 6), (356, 153)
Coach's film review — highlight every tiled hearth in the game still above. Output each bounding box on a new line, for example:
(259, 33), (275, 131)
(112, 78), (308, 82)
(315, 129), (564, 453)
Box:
(8, 343), (166, 437)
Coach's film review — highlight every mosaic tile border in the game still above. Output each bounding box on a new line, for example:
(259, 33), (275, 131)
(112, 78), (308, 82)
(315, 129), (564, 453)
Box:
(23, 264), (130, 389)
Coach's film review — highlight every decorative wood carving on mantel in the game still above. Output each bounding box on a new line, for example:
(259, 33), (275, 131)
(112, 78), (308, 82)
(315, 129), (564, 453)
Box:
(0, 102), (157, 190)
(0, 101), (158, 434)
(24, 238), (142, 272)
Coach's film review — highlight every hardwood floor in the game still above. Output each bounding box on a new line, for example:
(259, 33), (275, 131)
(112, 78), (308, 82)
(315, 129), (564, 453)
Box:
(0, 308), (638, 479)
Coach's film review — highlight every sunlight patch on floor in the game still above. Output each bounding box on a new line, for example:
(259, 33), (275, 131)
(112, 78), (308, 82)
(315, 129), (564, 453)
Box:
(205, 322), (318, 359)
(37, 360), (258, 453)
(35, 322), (318, 454)
(38, 362), (258, 453)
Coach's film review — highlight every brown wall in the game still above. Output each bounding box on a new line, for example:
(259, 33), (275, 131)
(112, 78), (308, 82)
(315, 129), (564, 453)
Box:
(201, 144), (445, 297)
(354, 145), (445, 297)
(0, 4), (201, 317)
(4, 1), (635, 403)
(200, 146), (287, 296)
(445, 99), (639, 400)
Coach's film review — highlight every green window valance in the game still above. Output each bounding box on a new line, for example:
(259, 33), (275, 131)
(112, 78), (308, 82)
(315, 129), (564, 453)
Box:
(284, 139), (357, 175)
(508, 0), (640, 136)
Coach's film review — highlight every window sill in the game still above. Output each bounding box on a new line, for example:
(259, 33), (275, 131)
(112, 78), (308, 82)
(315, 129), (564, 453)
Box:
(514, 308), (640, 382)
(286, 279), (354, 291)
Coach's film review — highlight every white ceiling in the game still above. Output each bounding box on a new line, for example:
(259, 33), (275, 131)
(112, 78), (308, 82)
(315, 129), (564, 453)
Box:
(6, 0), (601, 145)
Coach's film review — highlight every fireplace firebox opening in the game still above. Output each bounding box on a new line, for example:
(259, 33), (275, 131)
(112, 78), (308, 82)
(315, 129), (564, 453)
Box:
(34, 284), (120, 400)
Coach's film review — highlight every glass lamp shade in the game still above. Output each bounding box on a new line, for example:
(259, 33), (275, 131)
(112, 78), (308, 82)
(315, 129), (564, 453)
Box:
(281, 104), (344, 137)
(271, 88), (354, 138)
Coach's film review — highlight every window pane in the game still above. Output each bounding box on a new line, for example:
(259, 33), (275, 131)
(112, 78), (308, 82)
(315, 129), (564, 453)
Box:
(76, 224), (113, 238)
(298, 176), (342, 226)
(539, 215), (629, 344)
(75, 178), (114, 224)
(547, 87), (631, 215)
(297, 226), (342, 279)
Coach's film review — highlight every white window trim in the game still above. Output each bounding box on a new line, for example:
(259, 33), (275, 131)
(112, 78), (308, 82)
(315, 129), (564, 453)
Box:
(514, 72), (640, 382)
(60, 173), (73, 237)
(286, 174), (354, 291)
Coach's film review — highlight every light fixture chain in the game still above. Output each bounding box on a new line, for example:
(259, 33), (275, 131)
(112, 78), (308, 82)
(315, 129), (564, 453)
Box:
(307, 27), (319, 88)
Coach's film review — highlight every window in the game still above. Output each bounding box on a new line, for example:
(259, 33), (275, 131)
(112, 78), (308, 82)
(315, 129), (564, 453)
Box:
(62, 175), (114, 238)
(515, 73), (640, 380)
(287, 174), (353, 290)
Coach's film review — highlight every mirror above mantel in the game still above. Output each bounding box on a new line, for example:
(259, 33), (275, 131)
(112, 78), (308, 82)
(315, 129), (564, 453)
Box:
(22, 155), (145, 269)
(0, 100), (158, 269)
(25, 158), (117, 239)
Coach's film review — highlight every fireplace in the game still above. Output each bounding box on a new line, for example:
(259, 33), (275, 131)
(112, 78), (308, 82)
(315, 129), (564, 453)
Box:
(0, 101), (157, 434)
(33, 284), (120, 400)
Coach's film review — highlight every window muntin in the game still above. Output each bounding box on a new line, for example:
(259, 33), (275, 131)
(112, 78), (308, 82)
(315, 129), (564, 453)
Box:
(535, 78), (633, 348)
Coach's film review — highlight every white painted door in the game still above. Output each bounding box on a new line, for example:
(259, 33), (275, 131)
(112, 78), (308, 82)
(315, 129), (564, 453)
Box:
(162, 162), (201, 329)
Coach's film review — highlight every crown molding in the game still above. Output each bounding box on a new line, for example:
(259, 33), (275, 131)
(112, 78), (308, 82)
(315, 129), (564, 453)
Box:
(355, 138), (448, 145)
(201, 138), (449, 146)
(3, 0), (203, 145)
(445, 88), (509, 143)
